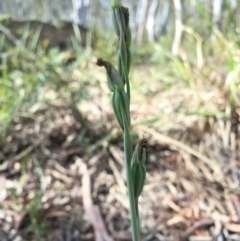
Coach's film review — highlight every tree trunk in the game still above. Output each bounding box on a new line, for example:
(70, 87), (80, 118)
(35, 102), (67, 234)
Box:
(172, 0), (183, 55)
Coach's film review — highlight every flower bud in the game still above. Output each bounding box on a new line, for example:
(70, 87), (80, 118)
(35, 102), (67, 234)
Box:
(96, 58), (124, 92)
(131, 163), (146, 199)
(131, 138), (148, 166)
(131, 138), (148, 199)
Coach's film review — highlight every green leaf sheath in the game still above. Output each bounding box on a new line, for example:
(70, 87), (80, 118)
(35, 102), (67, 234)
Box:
(112, 92), (124, 130)
(111, 10), (120, 37)
(125, 27), (131, 48)
(119, 90), (130, 126)
(119, 33), (127, 69)
(117, 50), (124, 83)
(112, 90), (130, 130)
(114, 8), (126, 35)
(127, 48), (131, 74)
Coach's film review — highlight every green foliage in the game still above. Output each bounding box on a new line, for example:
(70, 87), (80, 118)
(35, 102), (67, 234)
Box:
(27, 190), (47, 241)
(225, 41), (240, 106)
(0, 24), (92, 136)
(91, 24), (117, 62)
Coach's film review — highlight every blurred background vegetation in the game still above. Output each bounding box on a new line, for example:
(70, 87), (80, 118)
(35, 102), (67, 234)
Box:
(0, 0), (240, 240)
(0, 0), (240, 135)
(0, 0), (239, 134)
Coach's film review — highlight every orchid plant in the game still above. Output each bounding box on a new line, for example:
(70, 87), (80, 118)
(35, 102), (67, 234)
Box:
(96, 1), (147, 240)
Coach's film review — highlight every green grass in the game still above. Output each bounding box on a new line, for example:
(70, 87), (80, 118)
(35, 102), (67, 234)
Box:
(0, 25), (93, 137)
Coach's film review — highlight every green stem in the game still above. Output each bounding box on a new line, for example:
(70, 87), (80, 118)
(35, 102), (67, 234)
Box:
(123, 65), (130, 103)
(122, 109), (139, 241)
